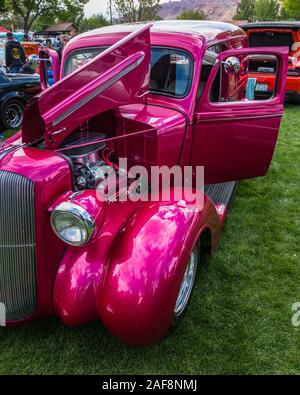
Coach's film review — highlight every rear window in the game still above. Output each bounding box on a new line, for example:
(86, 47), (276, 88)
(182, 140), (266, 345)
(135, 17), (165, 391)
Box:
(248, 31), (294, 51)
(64, 46), (193, 98)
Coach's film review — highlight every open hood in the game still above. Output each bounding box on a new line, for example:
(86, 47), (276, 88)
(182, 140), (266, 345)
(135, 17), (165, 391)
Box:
(22, 24), (151, 148)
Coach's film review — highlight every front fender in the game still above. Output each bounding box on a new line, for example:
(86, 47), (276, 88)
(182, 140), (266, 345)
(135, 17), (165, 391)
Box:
(98, 197), (221, 345)
(53, 198), (145, 326)
(53, 192), (222, 345)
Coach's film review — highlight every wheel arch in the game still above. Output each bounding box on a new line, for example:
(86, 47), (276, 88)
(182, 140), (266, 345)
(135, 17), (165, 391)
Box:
(199, 226), (212, 256)
(0, 91), (27, 107)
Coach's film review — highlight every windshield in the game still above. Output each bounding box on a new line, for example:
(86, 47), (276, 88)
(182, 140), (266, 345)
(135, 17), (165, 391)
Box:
(64, 46), (193, 98)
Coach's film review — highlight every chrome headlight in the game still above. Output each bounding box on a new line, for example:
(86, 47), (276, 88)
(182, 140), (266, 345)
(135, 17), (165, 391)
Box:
(50, 202), (96, 246)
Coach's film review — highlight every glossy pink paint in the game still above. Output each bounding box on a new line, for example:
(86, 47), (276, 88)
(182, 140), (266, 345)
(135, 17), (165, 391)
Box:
(22, 24), (152, 147)
(52, 190), (222, 345)
(193, 47), (288, 183)
(0, 22), (288, 344)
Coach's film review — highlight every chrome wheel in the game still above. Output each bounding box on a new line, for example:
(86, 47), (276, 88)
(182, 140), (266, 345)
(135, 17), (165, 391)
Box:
(4, 101), (23, 129)
(174, 246), (198, 317)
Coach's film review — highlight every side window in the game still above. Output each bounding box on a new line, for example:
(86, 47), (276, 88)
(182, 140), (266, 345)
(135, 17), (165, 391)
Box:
(150, 48), (193, 97)
(196, 44), (227, 102)
(209, 53), (279, 103)
(209, 44), (227, 54)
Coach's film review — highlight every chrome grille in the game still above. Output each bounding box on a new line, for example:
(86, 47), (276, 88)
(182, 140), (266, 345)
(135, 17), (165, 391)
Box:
(0, 171), (36, 321)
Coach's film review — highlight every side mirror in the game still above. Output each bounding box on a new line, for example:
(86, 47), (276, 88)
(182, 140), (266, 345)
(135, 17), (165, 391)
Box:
(223, 56), (240, 74)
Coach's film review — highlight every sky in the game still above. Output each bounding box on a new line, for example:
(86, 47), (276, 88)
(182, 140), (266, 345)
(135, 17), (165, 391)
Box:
(84, 0), (169, 18)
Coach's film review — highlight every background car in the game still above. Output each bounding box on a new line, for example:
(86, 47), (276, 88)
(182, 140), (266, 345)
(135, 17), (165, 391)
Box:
(0, 70), (40, 131)
(242, 21), (300, 104)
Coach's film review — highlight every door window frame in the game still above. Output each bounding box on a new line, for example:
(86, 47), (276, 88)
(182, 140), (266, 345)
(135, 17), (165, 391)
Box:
(195, 47), (288, 114)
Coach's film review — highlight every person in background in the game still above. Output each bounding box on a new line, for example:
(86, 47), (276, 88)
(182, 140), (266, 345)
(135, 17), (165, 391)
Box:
(70, 29), (78, 40)
(20, 56), (37, 74)
(57, 35), (69, 59)
(5, 32), (26, 73)
(23, 33), (31, 42)
(45, 39), (53, 49)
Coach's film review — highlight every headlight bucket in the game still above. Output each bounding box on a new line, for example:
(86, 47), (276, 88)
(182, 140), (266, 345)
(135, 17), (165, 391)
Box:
(50, 202), (96, 246)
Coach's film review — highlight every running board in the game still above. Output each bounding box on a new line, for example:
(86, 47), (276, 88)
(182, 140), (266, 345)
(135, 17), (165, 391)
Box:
(204, 181), (237, 207)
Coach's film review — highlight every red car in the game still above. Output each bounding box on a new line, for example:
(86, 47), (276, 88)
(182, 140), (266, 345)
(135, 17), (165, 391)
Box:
(242, 21), (300, 103)
(0, 21), (288, 345)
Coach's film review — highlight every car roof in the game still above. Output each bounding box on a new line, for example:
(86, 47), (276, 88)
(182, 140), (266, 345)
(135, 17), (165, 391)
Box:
(241, 21), (300, 30)
(76, 20), (245, 44)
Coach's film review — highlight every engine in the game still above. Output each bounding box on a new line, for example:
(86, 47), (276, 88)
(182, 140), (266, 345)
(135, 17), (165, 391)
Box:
(59, 130), (114, 190)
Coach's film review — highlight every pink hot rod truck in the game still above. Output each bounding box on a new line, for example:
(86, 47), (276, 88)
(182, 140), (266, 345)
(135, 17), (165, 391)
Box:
(0, 21), (288, 345)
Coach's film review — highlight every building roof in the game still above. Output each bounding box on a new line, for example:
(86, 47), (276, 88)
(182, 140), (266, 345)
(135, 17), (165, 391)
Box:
(45, 23), (77, 33)
(241, 21), (300, 30)
(79, 20), (245, 43)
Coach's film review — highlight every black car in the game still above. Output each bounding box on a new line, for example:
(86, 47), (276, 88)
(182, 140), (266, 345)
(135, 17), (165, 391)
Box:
(0, 70), (41, 132)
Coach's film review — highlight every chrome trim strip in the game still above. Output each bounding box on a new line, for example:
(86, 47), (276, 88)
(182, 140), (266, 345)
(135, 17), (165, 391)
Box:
(52, 55), (145, 128)
(195, 113), (283, 123)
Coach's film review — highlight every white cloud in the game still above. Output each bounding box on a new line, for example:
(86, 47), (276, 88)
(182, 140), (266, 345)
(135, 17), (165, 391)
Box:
(84, 0), (169, 18)
(84, 0), (109, 18)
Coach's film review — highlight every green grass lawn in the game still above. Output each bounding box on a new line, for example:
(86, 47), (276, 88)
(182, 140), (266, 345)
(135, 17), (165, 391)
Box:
(0, 106), (299, 374)
(2, 130), (16, 140)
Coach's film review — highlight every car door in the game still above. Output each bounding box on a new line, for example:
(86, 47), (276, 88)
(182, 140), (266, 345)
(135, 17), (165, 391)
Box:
(39, 47), (60, 90)
(192, 47), (288, 184)
(22, 24), (151, 147)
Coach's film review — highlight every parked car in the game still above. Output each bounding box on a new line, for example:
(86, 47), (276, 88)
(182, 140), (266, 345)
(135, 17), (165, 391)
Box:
(0, 32), (27, 42)
(242, 21), (300, 103)
(0, 21), (288, 345)
(0, 38), (5, 68)
(0, 70), (40, 130)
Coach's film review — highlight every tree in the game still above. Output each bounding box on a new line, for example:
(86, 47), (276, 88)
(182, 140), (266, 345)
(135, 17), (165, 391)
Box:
(56, 0), (87, 27)
(255, 0), (280, 21)
(176, 9), (207, 20)
(5, 0), (88, 33)
(233, 0), (256, 21)
(0, 0), (8, 12)
(79, 14), (109, 33)
(280, 0), (300, 19)
(114, 0), (161, 22)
